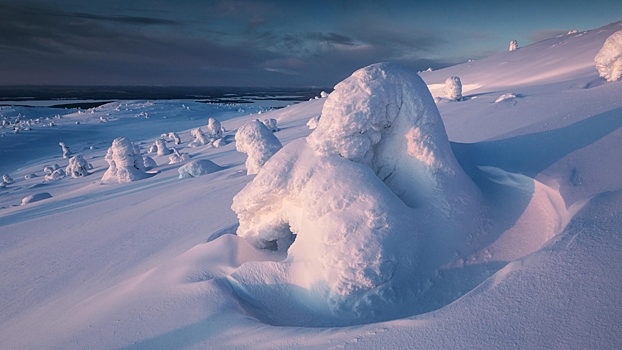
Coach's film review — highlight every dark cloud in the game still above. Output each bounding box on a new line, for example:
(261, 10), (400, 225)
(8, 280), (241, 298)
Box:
(67, 12), (179, 26)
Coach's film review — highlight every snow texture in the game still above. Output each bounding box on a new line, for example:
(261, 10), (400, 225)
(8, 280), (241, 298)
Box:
(509, 39), (518, 51)
(595, 30), (622, 82)
(234, 119), (283, 175)
(178, 159), (223, 179)
(307, 115), (320, 129)
(101, 137), (148, 184)
(262, 118), (279, 132)
(65, 154), (91, 178)
(443, 76), (463, 101)
(21, 192), (52, 205)
(233, 63), (483, 322)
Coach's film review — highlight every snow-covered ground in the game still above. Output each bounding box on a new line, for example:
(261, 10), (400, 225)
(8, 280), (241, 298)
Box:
(1, 21), (622, 349)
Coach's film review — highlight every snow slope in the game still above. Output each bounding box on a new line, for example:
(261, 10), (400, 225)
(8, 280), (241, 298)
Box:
(1, 21), (622, 349)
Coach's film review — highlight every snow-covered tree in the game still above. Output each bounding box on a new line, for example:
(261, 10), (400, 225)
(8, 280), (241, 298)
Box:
(2, 174), (14, 184)
(168, 132), (181, 145)
(235, 120), (283, 175)
(168, 148), (189, 164)
(155, 138), (171, 155)
(262, 118), (278, 132)
(509, 39), (518, 51)
(59, 142), (71, 158)
(206, 117), (224, 142)
(595, 30), (622, 82)
(443, 76), (463, 101)
(101, 137), (148, 184)
(188, 127), (209, 147)
(65, 154), (92, 178)
(232, 63), (483, 318)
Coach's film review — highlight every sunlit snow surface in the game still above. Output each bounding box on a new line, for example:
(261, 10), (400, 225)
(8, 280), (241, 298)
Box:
(1, 21), (622, 349)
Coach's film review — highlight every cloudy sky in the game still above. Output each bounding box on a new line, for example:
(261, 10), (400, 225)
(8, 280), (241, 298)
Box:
(1, 0), (621, 87)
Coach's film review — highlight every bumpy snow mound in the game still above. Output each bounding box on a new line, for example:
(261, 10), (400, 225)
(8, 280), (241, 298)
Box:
(101, 137), (147, 184)
(232, 63), (483, 322)
(143, 156), (157, 170)
(178, 159), (223, 179)
(595, 30), (622, 82)
(495, 93), (517, 103)
(21, 192), (52, 205)
(235, 120), (283, 175)
(509, 39), (518, 52)
(43, 164), (60, 175)
(443, 76), (463, 101)
(65, 154), (92, 178)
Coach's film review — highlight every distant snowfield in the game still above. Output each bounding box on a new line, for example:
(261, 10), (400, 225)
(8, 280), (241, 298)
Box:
(1, 21), (622, 349)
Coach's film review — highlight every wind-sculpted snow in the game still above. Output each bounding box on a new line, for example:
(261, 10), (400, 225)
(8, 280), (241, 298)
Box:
(65, 154), (92, 178)
(235, 120), (283, 175)
(178, 159), (223, 179)
(232, 63), (484, 325)
(595, 30), (622, 82)
(101, 137), (148, 184)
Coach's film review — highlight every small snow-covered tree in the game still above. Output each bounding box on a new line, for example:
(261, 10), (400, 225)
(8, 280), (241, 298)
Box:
(66, 154), (92, 178)
(101, 137), (147, 184)
(168, 132), (181, 145)
(235, 120), (283, 175)
(262, 118), (278, 132)
(155, 138), (172, 155)
(168, 148), (189, 164)
(509, 40), (518, 51)
(188, 127), (209, 147)
(59, 142), (71, 158)
(443, 76), (463, 101)
(595, 30), (622, 82)
(206, 117), (224, 142)
(2, 174), (14, 184)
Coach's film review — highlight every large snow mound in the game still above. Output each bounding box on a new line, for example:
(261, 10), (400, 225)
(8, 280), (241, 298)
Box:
(232, 63), (486, 325)
(595, 30), (622, 82)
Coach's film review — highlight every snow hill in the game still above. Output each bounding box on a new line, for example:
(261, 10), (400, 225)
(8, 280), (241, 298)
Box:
(1, 21), (622, 349)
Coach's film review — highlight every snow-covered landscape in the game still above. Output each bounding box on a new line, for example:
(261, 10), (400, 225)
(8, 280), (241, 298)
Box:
(1, 19), (622, 349)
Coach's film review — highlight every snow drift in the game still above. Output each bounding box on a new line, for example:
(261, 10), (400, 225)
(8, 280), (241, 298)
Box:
(231, 63), (484, 325)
